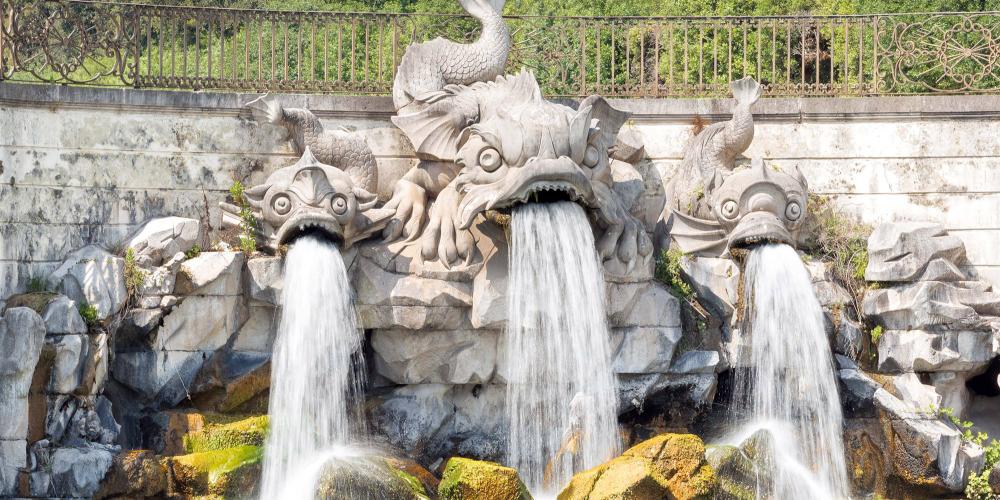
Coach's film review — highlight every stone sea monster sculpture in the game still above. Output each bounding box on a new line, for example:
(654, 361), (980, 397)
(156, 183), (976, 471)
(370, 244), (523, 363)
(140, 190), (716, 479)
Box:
(220, 148), (393, 251)
(384, 0), (650, 269)
(661, 77), (809, 256)
(391, 0), (510, 112)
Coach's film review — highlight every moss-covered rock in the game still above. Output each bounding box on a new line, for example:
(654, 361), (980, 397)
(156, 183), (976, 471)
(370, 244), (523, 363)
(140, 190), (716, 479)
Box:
(315, 455), (429, 500)
(4, 292), (59, 313)
(165, 445), (262, 497)
(438, 457), (532, 500)
(705, 445), (756, 500)
(183, 414), (269, 453)
(558, 433), (716, 500)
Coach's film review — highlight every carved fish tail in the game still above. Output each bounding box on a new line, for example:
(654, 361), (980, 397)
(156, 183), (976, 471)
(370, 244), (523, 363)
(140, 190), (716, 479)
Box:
(245, 95), (284, 126)
(731, 76), (762, 107)
(722, 77), (761, 158)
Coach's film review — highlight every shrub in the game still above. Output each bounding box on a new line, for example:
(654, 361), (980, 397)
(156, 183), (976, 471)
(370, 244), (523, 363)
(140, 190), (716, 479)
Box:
(123, 247), (147, 297)
(870, 325), (883, 345)
(655, 248), (695, 300)
(185, 244), (202, 259)
(230, 181), (257, 255)
(78, 302), (99, 326)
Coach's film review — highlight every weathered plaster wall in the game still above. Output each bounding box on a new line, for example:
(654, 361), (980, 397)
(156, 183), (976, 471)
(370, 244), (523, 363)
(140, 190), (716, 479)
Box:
(2, 82), (999, 298)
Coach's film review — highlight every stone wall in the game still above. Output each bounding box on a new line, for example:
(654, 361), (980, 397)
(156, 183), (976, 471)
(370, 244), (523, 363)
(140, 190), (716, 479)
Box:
(3, 82), (1000, 298)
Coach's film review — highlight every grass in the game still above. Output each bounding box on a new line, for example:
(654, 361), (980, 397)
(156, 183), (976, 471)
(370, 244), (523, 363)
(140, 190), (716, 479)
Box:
(123, 247), (148, 297)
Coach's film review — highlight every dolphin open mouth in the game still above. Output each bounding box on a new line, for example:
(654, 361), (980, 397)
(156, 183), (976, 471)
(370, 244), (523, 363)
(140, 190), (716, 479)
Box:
(727, 211), (794, 249)
(274, 212), (344, 246)
(456, 157), (597, 229)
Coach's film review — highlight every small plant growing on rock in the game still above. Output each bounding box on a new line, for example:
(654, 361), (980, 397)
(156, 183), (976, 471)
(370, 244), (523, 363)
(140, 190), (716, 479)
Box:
(869, 325), (883, 345)
(966, 439), (1000, 499)
(229, 181), (258, 255)
(78, 302), (99, 326)
(655, 248), (695, 300)
(123, 247), (147, 297)
(185, 244), (202, 260)
(26, 275), (50, 293)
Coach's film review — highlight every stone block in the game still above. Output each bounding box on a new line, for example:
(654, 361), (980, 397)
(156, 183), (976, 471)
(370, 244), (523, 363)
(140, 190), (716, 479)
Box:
(611, 326), (683, 374)
(372, 330), (498, 384)
(245, 256), (283, 305)
(41, 295), (87, 335)
(669, 350), (720, 374)
(153, 295), (243, 352)
(866, 222), (966, 282)
(356, 257), (472, 308)
(863, 281), (1000, 331)
(878, 329), (996, 373)
(48, 246), (126, 320)
(681, 256), (740, 319)
(607, 281), (681, 329)
(0, 308), (46, 440)
(232, 305), (276, 353)
(174, 252), (244, 296)
(126, 216), (200, 267)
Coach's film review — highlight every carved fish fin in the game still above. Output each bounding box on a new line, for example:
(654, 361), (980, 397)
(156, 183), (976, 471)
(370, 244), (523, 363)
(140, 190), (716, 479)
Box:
(667, 209), (728, 257)
(391, 93), (479, 162)
(579, 95), (629, 150)
(353, 186), (379, 211)
(343, 208), (395, 249)
(244, 94), (284, 125)
(569, 104), (593, 164)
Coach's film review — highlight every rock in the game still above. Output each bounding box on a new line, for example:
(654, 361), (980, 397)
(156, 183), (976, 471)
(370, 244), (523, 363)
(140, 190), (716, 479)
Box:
(126, 217), (200, 267)
(607, 281), (682, 329)
(116, 308), (163, 350)
(670, 350), (721, 374)
(680, 257), (740, 320)
(48, 246), (127, 320)
(160, 295), (178, 308)
(0, 308), (46, 440)
(929, 372), (972, 418)
(46, 444), (117, 498)
(865, 223), (967, 282)
(990, 462), (1000, 494)
(174, 252), (245, 296)
(471, 240), (509, 329)
(611, 326), (683, 374)
(705, 444), (757, 500)
(372, 329), (498, 384)
(41, 295), (88, 334)
(813, 279), (852, 308)
(189, 352), (271, 413)
(449, 385), (506, 462)
(891, 372), (941, 411)
(837, 364), (880, 419)
(0, 440), (26, 496)
(356, 257), (473, 308)
(358, 304), (467, 331)
(232, 305), (276, 353)
(439, 457), (530, 500)
(834, 311), (865, 360)
(316, 455), (429, 500)
(45, 396), (119, 446)
(47, 334), (85, 394)
(165, 445), (261, 497)
(559, 433), (716, 500)
(112, 350), (209, 407)
(863, 281), (1000, 330)
(877, 329), (996, 373)
(245, 256), (283, 305)
(154, 295), (243, 351)
(617, 373), (718, 420)
(95, 449), (167, 499)
(360, 242), (482, 282)
(181, 415), (269, 453)
(138, 264), (178, 296)
(368, 385), (455, 454)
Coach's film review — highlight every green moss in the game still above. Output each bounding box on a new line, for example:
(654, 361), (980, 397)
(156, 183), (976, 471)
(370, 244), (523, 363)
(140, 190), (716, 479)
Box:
(390, 467), (430, 500)
(184, 415), (269, 453)
(655, 248), (696, 300)
(439, 457), (531, 500)
(172, 445), (262, 485)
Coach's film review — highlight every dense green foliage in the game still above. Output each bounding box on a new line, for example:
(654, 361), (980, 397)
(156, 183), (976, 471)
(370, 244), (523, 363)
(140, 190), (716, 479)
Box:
(655, 248), (696, 300)
(112, 0), (1000, 15)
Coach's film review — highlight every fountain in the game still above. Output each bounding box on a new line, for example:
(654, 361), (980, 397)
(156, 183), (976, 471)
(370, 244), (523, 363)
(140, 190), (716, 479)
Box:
(505, 202), (620, 495)
(663, 77), (849, 497)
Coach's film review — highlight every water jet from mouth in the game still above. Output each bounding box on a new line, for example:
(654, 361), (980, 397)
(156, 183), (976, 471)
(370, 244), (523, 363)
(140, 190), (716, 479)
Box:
(724, 243), (849, 499)
(505, 201), (620, 497)
(259, 235), (367, 499)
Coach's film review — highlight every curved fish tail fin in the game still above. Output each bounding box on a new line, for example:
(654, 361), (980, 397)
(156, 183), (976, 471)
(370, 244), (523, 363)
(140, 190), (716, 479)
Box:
(244, 94), (284, 126)
(731, 76), (762, 107)
(459, 0), (505, 18)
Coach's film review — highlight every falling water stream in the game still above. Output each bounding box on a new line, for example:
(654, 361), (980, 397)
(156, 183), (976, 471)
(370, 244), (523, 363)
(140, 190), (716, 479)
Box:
(260, 235), (367, 499)
(506, 201), (621, 497)
(728, 243), (849, 499)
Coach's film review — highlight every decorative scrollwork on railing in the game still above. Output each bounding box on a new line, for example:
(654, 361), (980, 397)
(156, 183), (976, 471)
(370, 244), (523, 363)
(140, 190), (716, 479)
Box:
(879, 13), (1000, 93)
(2, 0), (999, 97)
(2, 1), (138, 85)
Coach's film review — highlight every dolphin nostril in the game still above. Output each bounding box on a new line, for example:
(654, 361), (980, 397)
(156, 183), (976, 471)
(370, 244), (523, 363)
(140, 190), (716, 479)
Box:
(747, 193), (778, 213)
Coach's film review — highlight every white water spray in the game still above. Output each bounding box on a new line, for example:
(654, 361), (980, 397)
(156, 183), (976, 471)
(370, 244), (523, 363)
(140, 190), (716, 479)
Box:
(505, 202), (620, 496)
(260, 236), (367, 499)
(730, 243), (849, 499)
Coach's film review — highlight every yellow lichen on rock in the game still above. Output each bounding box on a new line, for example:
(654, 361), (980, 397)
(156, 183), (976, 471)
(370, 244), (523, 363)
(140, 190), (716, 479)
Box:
(558, 433), (716, 500)
(183, 414), (269, 453)
(438, 457), (532, 500)
(165, 445), (262, 497)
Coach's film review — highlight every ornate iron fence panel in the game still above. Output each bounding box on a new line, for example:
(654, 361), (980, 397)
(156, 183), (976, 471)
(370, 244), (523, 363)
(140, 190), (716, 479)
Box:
(2, 0), (999, 97)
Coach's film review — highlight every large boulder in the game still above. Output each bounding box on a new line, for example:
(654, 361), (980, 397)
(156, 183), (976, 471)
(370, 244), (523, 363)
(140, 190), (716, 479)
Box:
(36, 443), (117, 498)
(95, 449), (168, 499)
(865, 223), (967, 282)
(316, 454), (430, 500)
(48, 246), (127, 321)
(245, 256), (284, 306)
(174, 251), (245, 295)
(559, 433), (716, 500)
(863, 281), (1000, 331)
(438, 457), (531, 500)
(126, 217), (200, 267)
(0, 307), (46, 494)
(41, 295), (88, 335)
(877, 329), (996, 373)
(164, 445), (261, 497)
(611, 326), (683, 374)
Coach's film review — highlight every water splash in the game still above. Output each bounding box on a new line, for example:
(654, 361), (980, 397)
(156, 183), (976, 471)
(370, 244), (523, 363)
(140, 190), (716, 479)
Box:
(260, 236), (367, 499)
(729, 243), (849, 499)
(505, 202), (620, 496)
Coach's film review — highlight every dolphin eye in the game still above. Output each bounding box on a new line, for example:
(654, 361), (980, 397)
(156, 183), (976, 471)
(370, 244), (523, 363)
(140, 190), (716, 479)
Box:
(272, 194), (291, 215)
(785, 201), (802, 221)
(720, 200), (739, 219)
(479, 147), (502, 172)
(330, 195), (349, 215)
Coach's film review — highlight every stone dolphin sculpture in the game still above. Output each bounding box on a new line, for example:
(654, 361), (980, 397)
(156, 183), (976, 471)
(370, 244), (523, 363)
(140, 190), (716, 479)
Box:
(220, 148), (393, 251)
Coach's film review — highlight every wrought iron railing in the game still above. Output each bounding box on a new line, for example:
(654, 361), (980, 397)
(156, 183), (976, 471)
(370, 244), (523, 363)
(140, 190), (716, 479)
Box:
(2, 0), (999, 97)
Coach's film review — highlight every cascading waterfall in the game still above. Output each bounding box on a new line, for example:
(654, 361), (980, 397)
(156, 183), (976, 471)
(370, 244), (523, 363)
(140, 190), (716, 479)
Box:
(505, 201), (620, 497)
(260, 235), (367, 499)
(730, 243), (849, 499)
